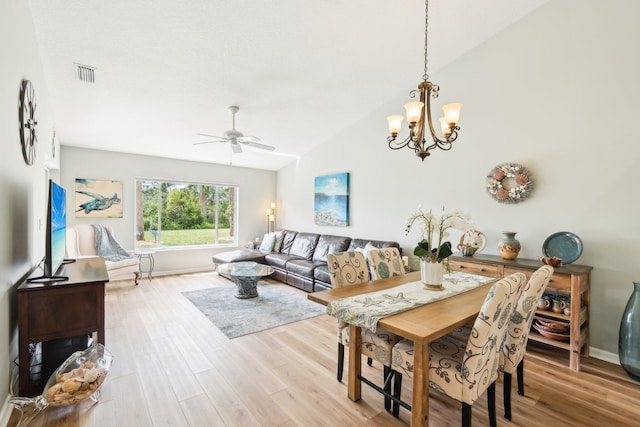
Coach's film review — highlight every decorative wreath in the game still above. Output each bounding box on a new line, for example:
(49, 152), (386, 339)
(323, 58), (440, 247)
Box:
(486, 162), (534, 204)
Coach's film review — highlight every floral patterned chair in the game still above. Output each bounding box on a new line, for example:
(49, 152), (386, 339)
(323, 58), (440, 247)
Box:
(366, 247), (405, 280)
(327, 251), (403, 411)
(445, 265), (554, 421)
(390, 272), (526, 426)
(501, 265), (553, 420)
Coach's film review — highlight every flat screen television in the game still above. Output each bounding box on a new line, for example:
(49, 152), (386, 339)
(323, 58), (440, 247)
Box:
(29, 179), (70, 282)
(45, 179), (67, 278)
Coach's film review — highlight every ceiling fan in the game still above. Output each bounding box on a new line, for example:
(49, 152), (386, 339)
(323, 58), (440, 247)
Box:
(194, 105), (275, 153)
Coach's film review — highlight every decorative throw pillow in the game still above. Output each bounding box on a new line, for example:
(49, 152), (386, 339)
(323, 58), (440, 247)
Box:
(272, 231), (284, 252)
(259, 232), (277, 253)
(362, 242), (377, 259)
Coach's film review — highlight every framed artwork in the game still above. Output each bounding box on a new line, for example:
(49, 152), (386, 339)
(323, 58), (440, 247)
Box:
(314, 172), (349, 226)
(75, 178), (123, 218)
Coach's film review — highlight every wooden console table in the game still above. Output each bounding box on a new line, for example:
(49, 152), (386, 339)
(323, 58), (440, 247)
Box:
(17, 257), (109, 396)
(449, 254), (592, 371)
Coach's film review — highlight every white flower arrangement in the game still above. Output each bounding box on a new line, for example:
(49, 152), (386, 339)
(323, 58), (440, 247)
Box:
(405, 206), (476, 263)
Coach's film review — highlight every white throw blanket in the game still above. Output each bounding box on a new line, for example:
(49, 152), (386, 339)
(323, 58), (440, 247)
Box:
(92, 224), (133, 262)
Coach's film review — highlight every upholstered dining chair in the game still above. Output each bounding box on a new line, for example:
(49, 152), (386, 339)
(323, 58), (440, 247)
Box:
(501, 265), (553, 420)
(390, 272), (527, 426)
(327, 251), (403, 411)
(367, 247), (405, 280)
(445, 265), (554, 421)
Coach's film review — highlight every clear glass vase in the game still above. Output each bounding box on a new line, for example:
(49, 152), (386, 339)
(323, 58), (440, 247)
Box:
(619, 281), (640, 381)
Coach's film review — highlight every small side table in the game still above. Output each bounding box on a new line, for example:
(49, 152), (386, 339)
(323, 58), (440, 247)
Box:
(135, 249), (156, 280)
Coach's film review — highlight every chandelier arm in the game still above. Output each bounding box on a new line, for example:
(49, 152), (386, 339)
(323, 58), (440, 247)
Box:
(388, 135), (413, 150)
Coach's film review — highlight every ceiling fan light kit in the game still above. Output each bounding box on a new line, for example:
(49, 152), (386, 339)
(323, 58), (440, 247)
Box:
(195, 105), (275, 154)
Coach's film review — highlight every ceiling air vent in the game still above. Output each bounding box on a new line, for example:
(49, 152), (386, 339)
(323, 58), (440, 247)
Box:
(74, 63), (96, 83)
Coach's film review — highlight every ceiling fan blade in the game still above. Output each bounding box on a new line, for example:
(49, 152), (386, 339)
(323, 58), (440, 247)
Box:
(231, 141), (243, 153)
(241, 141), (276, 151)
(193, 140), (228, 145)
(196, 133), (226, 139)
(237, 135), (261, 142)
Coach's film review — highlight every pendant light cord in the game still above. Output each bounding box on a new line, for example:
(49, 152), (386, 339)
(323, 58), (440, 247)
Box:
(423, 0), (429, 82)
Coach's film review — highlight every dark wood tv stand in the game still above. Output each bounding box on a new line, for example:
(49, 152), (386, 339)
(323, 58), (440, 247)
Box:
(17, 257), (109, 396)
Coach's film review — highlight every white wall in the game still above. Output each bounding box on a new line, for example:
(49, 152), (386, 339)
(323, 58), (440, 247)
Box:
(0, 0), (57, 408)
(61, 147), (276, 275)
(278, 0), (640, 355)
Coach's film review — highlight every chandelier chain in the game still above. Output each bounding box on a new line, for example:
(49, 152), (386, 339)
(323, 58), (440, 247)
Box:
(423, 0), (429, 81)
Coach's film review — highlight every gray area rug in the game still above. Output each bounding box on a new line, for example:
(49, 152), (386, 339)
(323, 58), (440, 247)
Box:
(182, 283), (326, 339)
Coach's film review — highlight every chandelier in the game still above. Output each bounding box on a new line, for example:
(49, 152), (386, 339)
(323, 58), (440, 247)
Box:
(387, 0), (462, 161)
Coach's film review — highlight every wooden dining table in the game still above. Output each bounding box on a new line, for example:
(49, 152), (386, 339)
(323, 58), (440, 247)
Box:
(307, 271), (495, 426)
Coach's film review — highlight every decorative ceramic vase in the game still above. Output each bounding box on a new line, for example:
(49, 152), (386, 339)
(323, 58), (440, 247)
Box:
(498, 231), (521, 260)
(619, 282), (640, 381)
(420, 259), (444, 291)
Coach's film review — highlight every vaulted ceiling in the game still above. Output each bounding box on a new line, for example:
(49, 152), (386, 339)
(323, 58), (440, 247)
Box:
(28, 0), (548, 170)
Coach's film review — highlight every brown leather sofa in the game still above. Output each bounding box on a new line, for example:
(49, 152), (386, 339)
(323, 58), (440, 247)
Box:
(211, 230), (400, 292)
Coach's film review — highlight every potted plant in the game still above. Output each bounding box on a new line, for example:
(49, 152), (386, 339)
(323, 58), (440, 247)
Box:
(405, 206), (476, 290)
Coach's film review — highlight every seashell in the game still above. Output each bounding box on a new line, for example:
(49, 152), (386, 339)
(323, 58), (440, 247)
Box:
(84, 369), (99, 383)
(53, 392), (71, 402)
(72, 368), (85, 378)
(85, 368), (107, 384)
(44, 383), (62, 401)
(59, 372), (73, 382)
(62, 378), (82, 393)
(515, 173), (528, 185)
(81, 361), (95, 369)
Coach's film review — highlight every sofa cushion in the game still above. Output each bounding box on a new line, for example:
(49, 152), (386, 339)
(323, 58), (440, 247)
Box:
(289, 232), (320, 260)
(286, 259), (320, 277)
(279, 230), (298, 254)
(212, 249), (266, 265)
(314, 264), (331, 284)
(264, 253), (297, 269)
(312, 235), (351, 263)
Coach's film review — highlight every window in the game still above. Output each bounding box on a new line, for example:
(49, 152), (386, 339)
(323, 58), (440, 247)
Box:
(135, 179), (237, 249)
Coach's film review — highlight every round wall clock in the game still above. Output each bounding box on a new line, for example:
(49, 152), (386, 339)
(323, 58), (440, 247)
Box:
(19, 79), (38, 165)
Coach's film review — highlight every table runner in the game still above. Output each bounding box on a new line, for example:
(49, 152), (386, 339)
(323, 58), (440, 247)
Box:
(326, 271), (495, 332)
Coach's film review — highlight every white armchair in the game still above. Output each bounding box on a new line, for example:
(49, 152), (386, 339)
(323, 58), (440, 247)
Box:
(66, 224), (141, 284)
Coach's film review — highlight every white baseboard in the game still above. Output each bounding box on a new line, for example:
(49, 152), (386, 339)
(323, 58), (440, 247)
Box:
(0, 395), (12, 427)
(589, 346), (619, 365)
(109, 267), (214, 282)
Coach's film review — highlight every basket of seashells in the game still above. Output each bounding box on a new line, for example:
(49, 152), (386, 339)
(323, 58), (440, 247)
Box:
(9, 344), (113, 426)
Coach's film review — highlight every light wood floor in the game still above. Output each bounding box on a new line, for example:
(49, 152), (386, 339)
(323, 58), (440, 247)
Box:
(8, 272), (640, 426)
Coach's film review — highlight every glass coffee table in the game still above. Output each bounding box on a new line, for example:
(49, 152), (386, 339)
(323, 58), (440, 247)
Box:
(216, 262), (274, 299)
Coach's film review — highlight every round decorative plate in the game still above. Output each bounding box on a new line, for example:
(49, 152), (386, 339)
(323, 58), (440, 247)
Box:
(542, 232), (583, 265)
(532, 323), (570, 341)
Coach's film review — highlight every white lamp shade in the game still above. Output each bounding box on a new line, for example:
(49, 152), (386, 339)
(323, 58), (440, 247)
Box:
(386, 115), (404, 134)
(442, 103), (463, 124)
(439, 117), (450, 135)
(404, 101), (424, 123)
